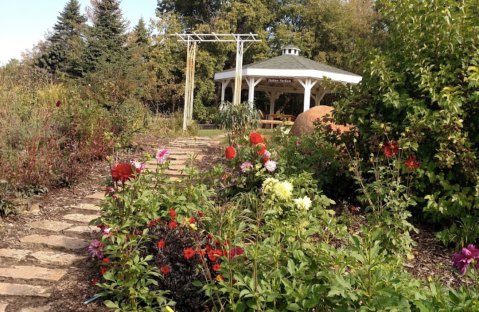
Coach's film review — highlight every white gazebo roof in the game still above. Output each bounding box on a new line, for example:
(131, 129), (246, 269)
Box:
(214, 45), (362, 113)
(215, 46), (361, 84)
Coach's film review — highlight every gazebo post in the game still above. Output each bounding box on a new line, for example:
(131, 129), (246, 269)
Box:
(246, 77), (262, 108)
(221, 79), (230, 103)
(266, 91), (277, 119)
(314, 89), (327, 106)
(298, 78), (317, 112)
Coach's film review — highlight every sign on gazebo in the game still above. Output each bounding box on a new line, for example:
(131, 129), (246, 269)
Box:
(267, 78), (293, 83)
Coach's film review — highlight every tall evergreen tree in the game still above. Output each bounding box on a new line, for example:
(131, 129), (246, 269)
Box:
(83, 0), (128, 71)
(132, 17), (150, 46)
(36, 0), (86, 77)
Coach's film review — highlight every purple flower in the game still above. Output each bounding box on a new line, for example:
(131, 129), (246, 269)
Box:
(452, 245), (479, 274)
(229, 246), (245, 259)
(263, 150), (271, 158)
(156, 149), (170, 164)
(296, 142), (301, 146)
(240, 161), (253, 173)
(264, 160), (277, 172)
(88, 239), (104, 259)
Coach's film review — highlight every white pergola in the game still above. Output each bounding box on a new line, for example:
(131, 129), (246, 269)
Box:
(214, 45), (362, 114)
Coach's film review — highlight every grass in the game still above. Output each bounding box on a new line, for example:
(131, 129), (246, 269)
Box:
(197, 129), (227, 137)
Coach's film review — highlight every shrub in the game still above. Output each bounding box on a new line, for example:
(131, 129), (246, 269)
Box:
(216, 102), (262, 145)
(332, 0), (479, 243)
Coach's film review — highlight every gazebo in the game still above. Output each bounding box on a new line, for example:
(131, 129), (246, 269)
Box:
(214, 45), (362, 116)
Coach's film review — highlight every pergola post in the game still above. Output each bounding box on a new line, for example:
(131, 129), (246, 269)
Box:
(298, 78), (317, 112)
(246, 77), (262, 108)
(233, 40), (244, 105)
(175, 33), (261, 129)
(221, 79), (230, 103)
(183, 40), (197, 131)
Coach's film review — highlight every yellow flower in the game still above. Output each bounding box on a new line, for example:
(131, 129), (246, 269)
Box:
(293, 196), (312, 211)
(262, 178), (279, 194)
(274, 181), (293, 201)
(188, 223), (197, 230)
(165, 307), (175, 312)
(215, 275), (224, 282)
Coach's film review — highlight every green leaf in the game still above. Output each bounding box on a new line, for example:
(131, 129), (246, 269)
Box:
(287, 303), (301, 311)
(104, 300), (119, 308)
(192, 280), (202, 287)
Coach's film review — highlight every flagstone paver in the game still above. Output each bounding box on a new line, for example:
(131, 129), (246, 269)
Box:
(0, 266), (66, 281)
(164, 170), (184, 176)
(0, 282), (50, 297)
(168, 164), (186, 171)
(62, 213), (100, 224)
(69, 203), (101, 211)
(27, 220), (73, 232)
(19, 235), (88, 251)
(29, 251), (86, 266)
(169, 154), (204, 161)
(85, 192), (105, 200)
(65, 225), (100, 234)
(0, 249), (31, 261)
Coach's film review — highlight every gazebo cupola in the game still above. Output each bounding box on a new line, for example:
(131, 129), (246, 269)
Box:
(282, 45), (300, 56)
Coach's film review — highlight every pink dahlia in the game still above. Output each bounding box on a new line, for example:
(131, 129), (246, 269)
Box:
(229, 246), (245, 259)
(88, 239), (104, 259)
(156, 149), (170, 164)
(264, 160), (277, 172)
(240, 161), (253, 173)
(452, 245), (479, 274)
(131, 160), (145, 171)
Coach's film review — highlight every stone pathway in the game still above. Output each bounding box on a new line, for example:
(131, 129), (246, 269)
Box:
(0, 136), (221, 311)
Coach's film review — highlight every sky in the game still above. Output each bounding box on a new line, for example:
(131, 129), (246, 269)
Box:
(0, 0), (158, 65)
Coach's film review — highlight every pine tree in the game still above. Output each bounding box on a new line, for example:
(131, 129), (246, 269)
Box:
(83, 0), (128, 71)
(132, 17), (149, 46)
(36, 0), (86, 77)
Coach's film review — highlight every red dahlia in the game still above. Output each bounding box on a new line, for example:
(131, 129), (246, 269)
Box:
(405, 155), (420, 171)
(158, 240), (165, 248)
(382, 141), (399, 158)
(100, 267), (108, 275)
(208, 250), (222, 261)
(212, 263), (221, 271)
(225, 147), (236, 159)
(257, 145), (266, 155)
(111, 163), (138, 182)
(102, 258), (110, 263)
(169, 209), (176, 217)
(184, 248), (195, 260)
(249, 132), (264, 145)
(189, 216), (195, 224)
(161, 266), (170, 274)
(169, 221), (177, 229)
